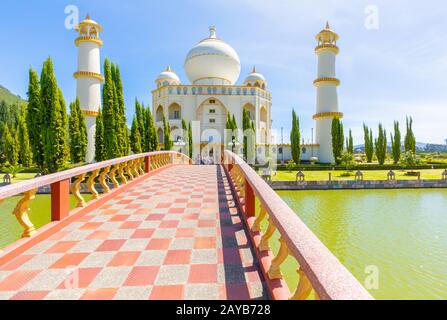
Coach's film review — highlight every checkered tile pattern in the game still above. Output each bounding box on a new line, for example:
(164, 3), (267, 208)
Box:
(0, 165), (267, 300)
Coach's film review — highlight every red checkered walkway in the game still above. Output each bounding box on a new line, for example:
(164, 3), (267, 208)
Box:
(0, 165), (267, 300)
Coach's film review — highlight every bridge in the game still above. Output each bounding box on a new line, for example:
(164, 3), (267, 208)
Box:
(0, 151), (372, 300)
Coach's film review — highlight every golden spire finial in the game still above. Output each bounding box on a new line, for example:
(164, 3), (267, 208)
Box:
(166, 65), (171, 72)
(326, 21), (330, 29)
(252, 66), (257, 73)
(209, 26), (217, 39)
(86, 13), (90, 20)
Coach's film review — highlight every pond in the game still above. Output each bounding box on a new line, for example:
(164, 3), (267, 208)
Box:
(278, 189), (447, 300)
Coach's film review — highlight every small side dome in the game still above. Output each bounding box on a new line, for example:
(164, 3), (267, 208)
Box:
(156, 66), (181, 86)
(244, 66), (267, 89)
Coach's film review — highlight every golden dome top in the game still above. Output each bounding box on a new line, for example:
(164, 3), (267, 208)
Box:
(316, 21), (339, 42)
(75, 14), (103, 33)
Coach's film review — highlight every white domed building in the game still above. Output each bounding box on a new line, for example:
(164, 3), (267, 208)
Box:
(152, 26), (272, 163)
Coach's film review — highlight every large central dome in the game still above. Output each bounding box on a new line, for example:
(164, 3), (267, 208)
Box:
(184, 26), (241, 85)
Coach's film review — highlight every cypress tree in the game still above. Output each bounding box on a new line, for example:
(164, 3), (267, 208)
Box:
(391, 121), (401, 164)
(375, 123), (387, 165)
(17, 114), (33, 167)
(95, 108), (106, 162)
(144, 107), (158, 152)
(40, 58), (69, 173)
(27, 68), (44, 170)
(135, 99), (145, 148)
(163, 115), (173, 150)
(130, 116), (142, 154)
(290, 110), (301, 165)
(347, 129), (354, 154)
(102, 59), (118, 160)
(405, 116), (416, 154)
(69, 98), (87, 164)
(112, 65), (129, 156)
(188, 122), (193, 159)
(363, 124), (374, 162)
(3, 124), (18, 165)
(182, 119), (188, 156)
(331, 118), (344, 164)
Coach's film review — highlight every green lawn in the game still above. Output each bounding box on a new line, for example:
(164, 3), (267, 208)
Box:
(271, 169), (445, 181)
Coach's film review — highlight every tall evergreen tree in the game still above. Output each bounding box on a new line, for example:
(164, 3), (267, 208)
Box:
(347, 129), (354, 154)
(242, 109), (256, 161)
(17, 114), (33, 167)
(363, 124), (374, 163)
(163, 115), (173, 150)
(40, 58), (68, 173)
(27, 68), (44, 169)
(375, 123), (387, 165)
(188, 122), (193, 159)
(331, 118), (344, 164)
(144, 107), (158, 152)
(130, 116), (142, 154)
(112, 65), (129, 156)
(391, 121), (401, 164)
(69, 98), (87, 164)
(405, 116), (416, 154)
(102, 59), (118, 160)
(290, 110), (301, 165)
(3, 124), (18, 165)
(95, 108), (106, 162)
(182, 119), (188, 156)
(135, 99), (145, 148)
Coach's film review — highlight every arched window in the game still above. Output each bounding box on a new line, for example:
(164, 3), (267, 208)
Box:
(156, 106), (164, 122)
(260, 107), (267, 123)
(168, 103), (182, 120)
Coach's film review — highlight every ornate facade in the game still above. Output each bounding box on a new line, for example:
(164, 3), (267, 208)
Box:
(152, 27), (272, 163)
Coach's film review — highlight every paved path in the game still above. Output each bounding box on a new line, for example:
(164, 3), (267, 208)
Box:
(0, 165), (267, 300)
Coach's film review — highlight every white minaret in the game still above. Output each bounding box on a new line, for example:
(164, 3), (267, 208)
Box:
(74, 15), (104, 163)
(313, 22), (343, 163)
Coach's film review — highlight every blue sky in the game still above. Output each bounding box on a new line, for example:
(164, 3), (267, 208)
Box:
(1, 0), (446, 144)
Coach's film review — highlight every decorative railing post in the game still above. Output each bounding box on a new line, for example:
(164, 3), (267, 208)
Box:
(290, 268), (313, 300)
(145, 155), (151, 173)
(87, 169), (100, 199)
(259, 217), (276, 251)
(51, 179), (70, 221)
(99, 166), (111, 194)
(109, 164), (120, 188)
(252, 205), (267, 233)
(118, 162), (128, 185)
(244, 180), (255, 218)
(268, 237), (289, 279)
(71, 174), (86, 208)
(13, 189), (38, 238)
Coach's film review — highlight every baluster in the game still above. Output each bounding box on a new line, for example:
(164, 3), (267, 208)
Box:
(290, 268), (313, 300)
(87, 169), (100, 199)
(259, 216), (276, 251)
(109, 164), (120, 188)
(139, 158), (145, 175)
(268, 237), (289, 279)
(99, 166), (111, 194)
(133, 160), (140, 178)
(13, 189), (38, 238)
(118, 162), (128, 185)
(252, 205), (267, 232)
(153, 156), (158, 169)
(71, 173), (86, 208)
(126, 161), (134, 181)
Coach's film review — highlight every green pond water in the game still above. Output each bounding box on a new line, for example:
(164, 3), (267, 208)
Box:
(278, 189), (447, 300)
(0, 194), (92, 249)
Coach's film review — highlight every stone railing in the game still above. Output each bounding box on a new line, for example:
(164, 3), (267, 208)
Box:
(0, 151), (191, 241)
(223, 151), (373, 300)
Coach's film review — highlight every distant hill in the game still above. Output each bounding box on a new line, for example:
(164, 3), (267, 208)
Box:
(0, 85), (27, 106)
(355, 142), (447, 153)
